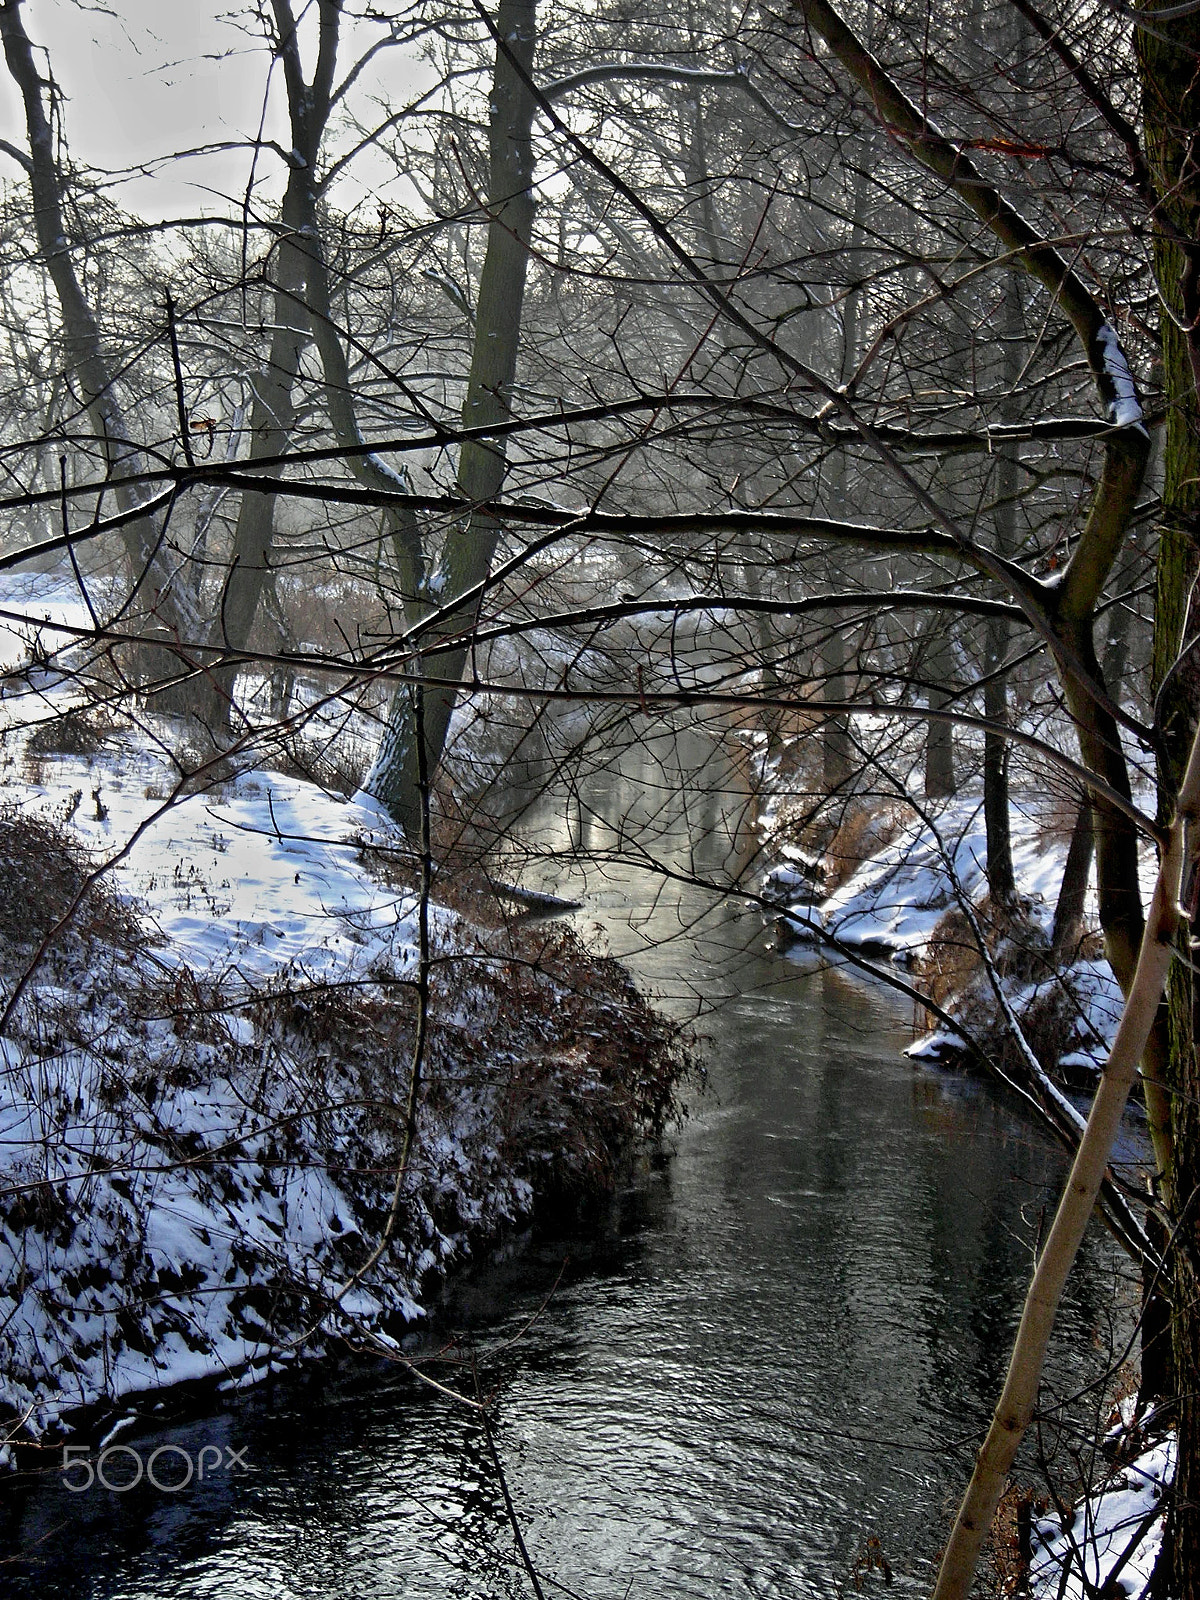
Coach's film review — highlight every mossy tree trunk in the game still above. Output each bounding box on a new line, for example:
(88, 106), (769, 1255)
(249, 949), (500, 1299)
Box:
(1137, 5), (1200, 1589)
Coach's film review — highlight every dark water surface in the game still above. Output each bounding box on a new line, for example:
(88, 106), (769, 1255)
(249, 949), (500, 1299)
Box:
(0, 726), (1138, 1597)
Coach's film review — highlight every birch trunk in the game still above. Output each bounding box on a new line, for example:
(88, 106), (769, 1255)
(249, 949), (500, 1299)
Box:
(932, 719), (1200, 1600)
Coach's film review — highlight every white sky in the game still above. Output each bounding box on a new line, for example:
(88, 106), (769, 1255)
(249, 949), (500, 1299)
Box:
(0, 2), (431, 219)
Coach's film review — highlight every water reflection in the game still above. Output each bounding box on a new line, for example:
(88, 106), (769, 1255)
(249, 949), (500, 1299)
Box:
(0, 718), (1138, 1598)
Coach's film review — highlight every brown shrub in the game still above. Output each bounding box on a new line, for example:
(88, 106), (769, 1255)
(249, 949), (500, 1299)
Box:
(823, 803), (904, 893)
(986, 1482), (1040, 1596)
(24, 705), (114, 760)
(914, 894), (1063, 1042)
(916, 903), (983, 1012)
(0, 807), (143, 957)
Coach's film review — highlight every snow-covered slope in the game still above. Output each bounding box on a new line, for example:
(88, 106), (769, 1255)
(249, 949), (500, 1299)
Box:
(763, 792), (1150, 1083)
(0, 617), (685, 1440)
(1031, 1432), (1174, 1600)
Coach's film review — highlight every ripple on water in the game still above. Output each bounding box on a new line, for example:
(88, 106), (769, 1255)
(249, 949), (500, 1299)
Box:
(1, 733), (1143, 1600)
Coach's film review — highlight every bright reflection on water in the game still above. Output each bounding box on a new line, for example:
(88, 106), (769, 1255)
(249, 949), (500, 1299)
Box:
(1, 724), (1139, 1597)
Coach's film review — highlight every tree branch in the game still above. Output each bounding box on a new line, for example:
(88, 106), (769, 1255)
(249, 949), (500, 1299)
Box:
(932, 716), (1200, 1600)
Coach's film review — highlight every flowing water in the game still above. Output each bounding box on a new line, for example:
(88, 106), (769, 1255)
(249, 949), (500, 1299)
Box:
(0, 723), (1140, 1598)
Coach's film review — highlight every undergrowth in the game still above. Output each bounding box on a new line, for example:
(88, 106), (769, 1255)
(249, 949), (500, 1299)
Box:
(0, 806), (694, 1437)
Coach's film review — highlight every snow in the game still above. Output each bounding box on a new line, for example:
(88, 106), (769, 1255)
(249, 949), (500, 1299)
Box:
(0, 617), (683, 1438)
(1097, 322), (1148, 435)
(761, 863), (820, 901)
(771, 794), (1058, 955)
(1031, 1434), (1174, 1599)
(98, 1414), (138, 1448)
(348, 786), (396, 823)
(79, 774), (425, 990)
(905, 1027), (966, 1059)
(0, 571), (98, 672)
(763, 789), (1156, 1082)
(5, 731), (424, 998)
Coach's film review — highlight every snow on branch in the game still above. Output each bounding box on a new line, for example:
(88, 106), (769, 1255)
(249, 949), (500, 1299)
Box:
(1096, 323), (1148, 435)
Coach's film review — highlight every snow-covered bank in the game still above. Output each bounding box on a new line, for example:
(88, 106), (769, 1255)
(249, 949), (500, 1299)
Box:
(762, 791), (1146, 1087)
(1031, 1426), (1173, 1599)
(0, 666), (689, 1442)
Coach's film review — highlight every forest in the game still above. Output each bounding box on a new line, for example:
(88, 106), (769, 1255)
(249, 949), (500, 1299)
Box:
(0, 0), (1196, 1595)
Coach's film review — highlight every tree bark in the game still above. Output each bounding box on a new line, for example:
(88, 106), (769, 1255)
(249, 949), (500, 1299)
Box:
(821, 134), (870, 792)
(932, 718), (1200, 1600)
(196, 0), (340, 734)
(1137, 5), (1200, 1587)
(983, 273), (1024, 905)
(363, 0), (539, 836)
(1051, 798), (1092, 958)
(1051, 544), (1139, 959)
(924, 618), (957, 799)
(1055, 606), (1175, 1193)
(788, 9), (1186, 1585)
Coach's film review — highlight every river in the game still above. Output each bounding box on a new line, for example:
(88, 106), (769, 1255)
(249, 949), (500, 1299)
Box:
(0, 722), (1138, 1598)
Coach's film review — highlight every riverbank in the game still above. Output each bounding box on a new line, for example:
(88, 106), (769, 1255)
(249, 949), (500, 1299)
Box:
(760, 785), (1145, 1092)
(0, 677), (690, 1448)
(758, 775), (1173, 1593)
(1028, 1419), (1174, 1600)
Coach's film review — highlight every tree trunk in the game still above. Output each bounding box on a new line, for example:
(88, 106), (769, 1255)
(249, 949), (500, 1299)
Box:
(197, 247), (310, 733)
(983, 272), (1023, 905)
(364, 0), (538, 836)
(792, 0), (1166, 1181)
(1051, 541), (1139, 959)
(199, 248), (310, 730)
(1054, 444), (1175, 1197)
(821, 141), (869, 792)
(1051, 798), (1092, 958)
(196, 0), (340, 735)
(1137, 5), (1200, 1587)
(924, 619), (957, 799)
(0, 0), (201, 696)
(821, 455), (855, 789)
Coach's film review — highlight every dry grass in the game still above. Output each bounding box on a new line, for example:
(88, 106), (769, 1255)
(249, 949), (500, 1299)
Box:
(986, 1482), (1041, 1596)
(913, 893), (1114, 1088)
(0, 805), (144, 959)
(24, 704), (116, 760)
(915, 903), (985, 1012)
(823, 802), (904, 893)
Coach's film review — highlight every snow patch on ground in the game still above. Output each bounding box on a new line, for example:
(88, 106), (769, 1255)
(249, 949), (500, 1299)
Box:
(0, 570), (99, 673)
(1032, 1434), (1174, 1599)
